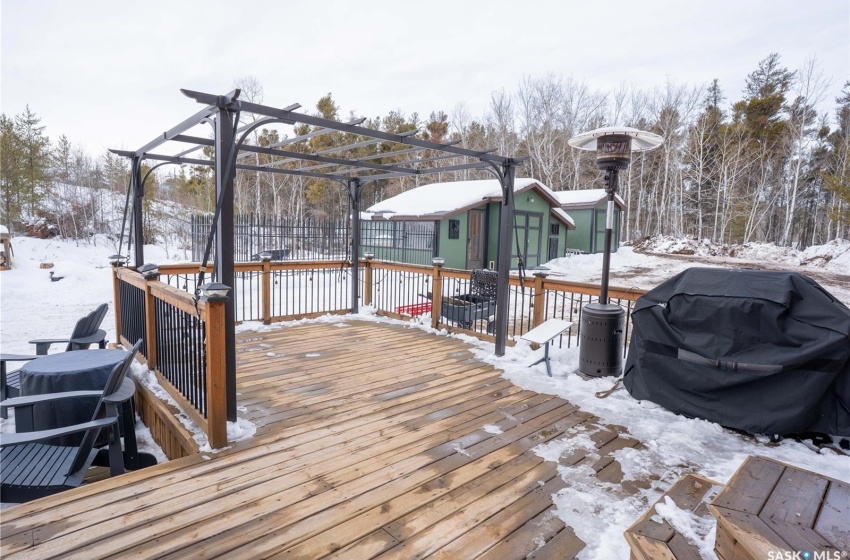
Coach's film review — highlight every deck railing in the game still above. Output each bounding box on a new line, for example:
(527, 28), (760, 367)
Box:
(116, 258), (645, 451)
(114, 267), (227, 449)
(364, 260), (645, 350)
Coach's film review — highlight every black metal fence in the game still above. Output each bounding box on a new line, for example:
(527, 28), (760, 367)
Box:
(191, 214), (438, 265)
(270, 266), (352, 319)
(361, 220), (436, 265)
(154, 298), (208, 417)
(191, 215), (351, 262)
(118, 281), (147, 357)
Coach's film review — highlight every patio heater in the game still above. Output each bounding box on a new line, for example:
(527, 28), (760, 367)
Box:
(568, 126), (663, 377)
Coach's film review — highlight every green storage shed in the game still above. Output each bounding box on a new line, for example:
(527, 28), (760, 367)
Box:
(362, 178), (575, 270)
(554, 189), (625, 254)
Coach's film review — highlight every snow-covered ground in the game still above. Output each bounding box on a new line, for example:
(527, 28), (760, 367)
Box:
(546, 236), (850, 306)
(1, 234), (849, 558)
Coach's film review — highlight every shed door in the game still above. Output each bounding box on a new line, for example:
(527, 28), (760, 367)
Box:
(512, 211), (543, 268)
(467, 209), (486, 270)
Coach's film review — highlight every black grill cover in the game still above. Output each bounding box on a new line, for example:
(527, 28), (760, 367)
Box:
(623, 268), (850, 436)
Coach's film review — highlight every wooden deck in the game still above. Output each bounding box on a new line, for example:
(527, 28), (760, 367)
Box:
(1, 320), (641, 559)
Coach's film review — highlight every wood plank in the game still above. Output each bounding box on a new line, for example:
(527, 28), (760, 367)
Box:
(625, 474), (723, 560)
(525, 526), (585, 560)
(763, 519), (838, 555)
(709, 506), (793, 559)
(667, 533), (703, 560)
(712, 456), (785, 514)
(147, 405), (583, 559)
(23, 384), (543, 554)
(161, 409), (584, 556)
(325, 528), (400, 560)
(814, 481), (850, 550)
(428, 476), (568, 560)
(759, 466), (829, 525)
(305, 461), (559, 560)
(475, 507), (565, 560)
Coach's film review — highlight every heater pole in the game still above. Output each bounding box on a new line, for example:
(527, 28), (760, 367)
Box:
(599, 169), (618, 305)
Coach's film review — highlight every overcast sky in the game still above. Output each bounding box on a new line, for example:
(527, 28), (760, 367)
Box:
(2, 0), (848, 156)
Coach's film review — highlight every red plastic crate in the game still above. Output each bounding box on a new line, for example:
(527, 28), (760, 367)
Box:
(396, 302), (432, 317)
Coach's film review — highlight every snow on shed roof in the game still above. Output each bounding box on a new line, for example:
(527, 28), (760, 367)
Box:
(0, 225), (8, 235)
(551, 208), (575, 229)
(365, 178), (539, 219)
(555, 189), (625, 210)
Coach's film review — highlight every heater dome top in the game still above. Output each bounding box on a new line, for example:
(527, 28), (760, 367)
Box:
(568, 126), (664, 152)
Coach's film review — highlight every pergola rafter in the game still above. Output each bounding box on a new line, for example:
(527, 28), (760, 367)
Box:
(110, 88), (524, 422)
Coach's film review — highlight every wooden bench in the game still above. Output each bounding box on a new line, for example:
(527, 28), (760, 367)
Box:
(521, 318), (573, 377)
(625, 473), (723, 560)
(709, 455), (849, 560)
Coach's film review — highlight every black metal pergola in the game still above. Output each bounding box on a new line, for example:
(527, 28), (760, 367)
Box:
(111, 88), (523, 420)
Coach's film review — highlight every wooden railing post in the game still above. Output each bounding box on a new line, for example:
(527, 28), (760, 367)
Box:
(143, 276), (158, 370)
(363, 256), (373, 307)
(532, 271), (547, 329)
(112, 266), (122, 345)
(204, 297), (228, 449)
(431, 260), (443, 329)
(261, 256), (271, 325)
(530, 271), (548, 350)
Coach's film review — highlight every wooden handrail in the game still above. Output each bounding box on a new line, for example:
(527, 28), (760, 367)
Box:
(148, 281), (208, 318)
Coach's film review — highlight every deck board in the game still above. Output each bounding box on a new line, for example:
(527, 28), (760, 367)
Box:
(1, 320), (641, 559)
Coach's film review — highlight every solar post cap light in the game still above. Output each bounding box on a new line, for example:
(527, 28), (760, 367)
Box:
(136, 263), (160, 280)
(199, 282), (232, 301)
(568, 126), (663, 377)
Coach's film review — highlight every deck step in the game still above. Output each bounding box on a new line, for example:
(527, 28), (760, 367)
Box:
(625, 473), (723, 560)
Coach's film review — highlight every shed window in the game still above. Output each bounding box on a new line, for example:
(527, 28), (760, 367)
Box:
(550, 223), (560, 235)
(448, 219), (460, 239)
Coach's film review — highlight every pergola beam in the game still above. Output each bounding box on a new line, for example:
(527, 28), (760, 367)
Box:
(169, 134), (419, 176)
(141, 152), (350, 182)
(133, 89), (238, 158)
(359, 161), (492, 183)
(181, 90), (509, 164)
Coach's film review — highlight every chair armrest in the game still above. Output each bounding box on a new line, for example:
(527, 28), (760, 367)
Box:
(0, 353), (38, 363)
(0, 417), (118, 447)
(70, 330), (107, 348)
(102, 378), (135, 404)
(28, 338), (70, 355)
(0, 390), (103, 410)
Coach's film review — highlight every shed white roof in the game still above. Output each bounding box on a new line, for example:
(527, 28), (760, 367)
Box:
(550, 208), (576, 228)
(555, 189), (625, 210)
(365, 178), (548, 220)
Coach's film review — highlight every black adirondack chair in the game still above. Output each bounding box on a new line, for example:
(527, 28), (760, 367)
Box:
(0, 340), (141, 504)
(29, 302), (109, 355)
(1, 304), (110, 419)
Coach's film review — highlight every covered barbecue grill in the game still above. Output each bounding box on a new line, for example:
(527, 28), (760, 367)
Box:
(441, 269), (498, 333)
(624, 268), (850, 436)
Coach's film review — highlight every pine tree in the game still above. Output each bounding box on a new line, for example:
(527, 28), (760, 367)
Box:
(823, 82), (850, 233)
(14, 106), (51, 221)
(0, 114), (25, 230)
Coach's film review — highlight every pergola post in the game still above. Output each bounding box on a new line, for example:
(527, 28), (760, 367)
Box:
(348, 178), (362, 313)
(214, 108), (238, 422)
(131, 157), (144, 267)
(494, 161), (516, 357)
